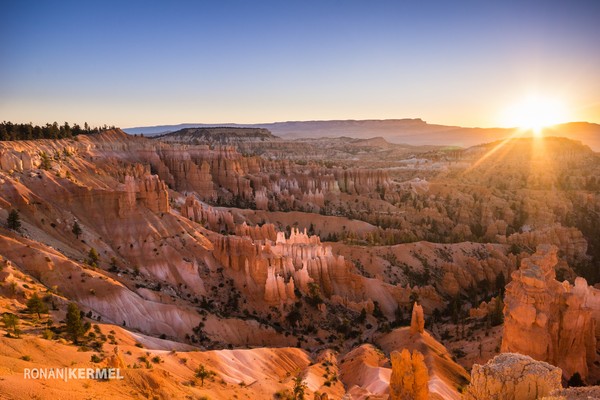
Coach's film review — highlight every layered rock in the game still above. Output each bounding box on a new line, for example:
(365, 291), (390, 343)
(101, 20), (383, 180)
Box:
(120, 174), (169, 216)
(212, 227), (350, 304)
(501, 245), (596, 379)
(235, 221), (278, 242)
(155, 147), (216, 199)
(181, 195), (234, 232)
(463, 353), (562, 400)
(334, 168), (390, 195)
(0, 139), (81, 172)
(389, 349), (429, 400)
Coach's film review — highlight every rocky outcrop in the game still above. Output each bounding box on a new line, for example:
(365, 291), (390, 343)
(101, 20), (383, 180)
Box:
(463, 353), (562, 400)
(338, 344), (391, 397)
(501, 245), (596, 379)
(334, 168), (390, 195)
(154, 127), (278, 145)
(469, 296), (503, 319)
(155, 147), (216, 199)
(389, 349), (429, 400)
(181, 195), (235, 232)
(212, 227), (350, 304)
(410, 303), (424, 334)
(235, 221), (277, 242)
(120, 174), (169, 215)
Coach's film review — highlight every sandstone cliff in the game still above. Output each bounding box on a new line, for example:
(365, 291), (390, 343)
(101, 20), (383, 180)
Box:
(501, 245), (596, 379)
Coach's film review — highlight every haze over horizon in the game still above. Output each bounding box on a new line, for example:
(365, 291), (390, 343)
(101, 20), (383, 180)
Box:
(1, 0), (599, 128)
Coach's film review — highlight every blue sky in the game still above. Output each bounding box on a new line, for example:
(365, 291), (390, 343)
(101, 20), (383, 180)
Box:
(1, 0), (599, 128)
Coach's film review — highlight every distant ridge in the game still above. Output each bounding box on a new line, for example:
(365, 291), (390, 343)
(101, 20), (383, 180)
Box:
(154, 126), (279, 144)
(124, 120), (600, 151)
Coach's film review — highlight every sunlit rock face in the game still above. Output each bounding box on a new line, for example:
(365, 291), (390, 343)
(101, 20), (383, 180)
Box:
(389, 349), (429, 400)
(212, 227), (350, 304)
(501, 245), (596, 379)
(463, 353), (562, 400)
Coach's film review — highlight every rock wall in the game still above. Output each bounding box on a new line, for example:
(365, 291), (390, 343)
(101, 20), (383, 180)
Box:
(212, 227), (350, 304)
(181, 195), (235, 232)
(120, 174), (169, 216)
(334, 168), (390, 195)
(501, 245), (597, 379)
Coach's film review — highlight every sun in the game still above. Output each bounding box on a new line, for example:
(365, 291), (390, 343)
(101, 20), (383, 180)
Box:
(501, 96), (571, 136)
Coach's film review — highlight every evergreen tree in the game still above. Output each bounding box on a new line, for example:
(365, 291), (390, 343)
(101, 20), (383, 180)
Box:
(2, 313), (20, 337)
(0, 121), (104, 141)
(195, 364), (215, 386)
(65, 303), (88, 343)
(7, 209), (21, 231)
(567, 372), (585, 387)
(26, 292), (48, 319)
(39, 151), (51, 170)
(72, 221), (82, 239)
(292, 375), (307, 400)
(87, 248), (99, 267)
(489, 297), (504, 326)
(495, 272), (506, 296)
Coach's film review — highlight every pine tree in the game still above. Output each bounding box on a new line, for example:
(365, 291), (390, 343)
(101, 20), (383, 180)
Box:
(87, 248), (99, 267)
(495, 272), (506, 296)
(195, 364), (215, 386)
(26, 292), (48, 319)
(72, 221), (82, 239)
(567, 372), (585, 387)
(7, 209), (21, 231)
(65, 303), (87, 343)
(292, 375), (307, 400)
(39, 151), (51, 170)
(2, 313), (20, 337)
(490, 297), (504, 326)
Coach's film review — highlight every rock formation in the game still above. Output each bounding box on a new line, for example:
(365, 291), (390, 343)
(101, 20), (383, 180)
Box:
(105, 346), (126, 369)
(501, 245), (596, 379)
(463, 353), (562, 400)
(120, 174), (169, 215)
(389, 349), (429, 400)
(410, 302), (424, 334)
(181, 195), (235, 232)
(334, 168), (390, 195)
(507, 224), (588, 264)
(212, 227), (351, 304)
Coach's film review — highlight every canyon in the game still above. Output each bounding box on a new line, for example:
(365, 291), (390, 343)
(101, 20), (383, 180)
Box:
(1, 127), (600, 399)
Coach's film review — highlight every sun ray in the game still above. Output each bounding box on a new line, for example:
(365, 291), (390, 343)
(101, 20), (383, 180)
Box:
(463, 127), (529, 174)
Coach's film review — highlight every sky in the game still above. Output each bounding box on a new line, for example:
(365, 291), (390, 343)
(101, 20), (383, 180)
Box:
(1, 0), (599, 128)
